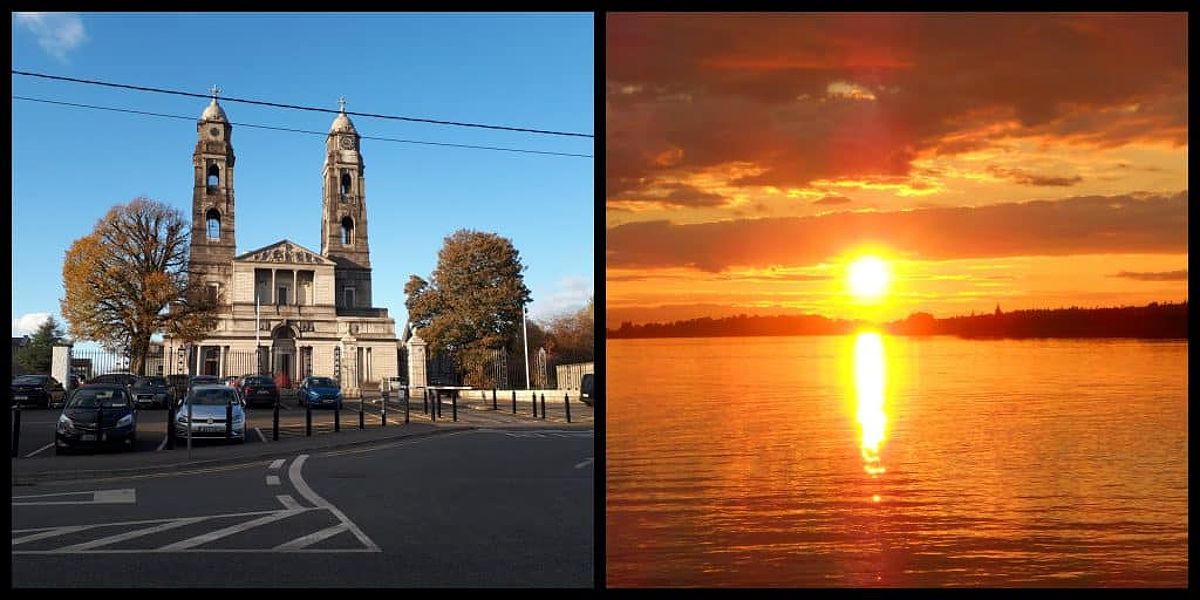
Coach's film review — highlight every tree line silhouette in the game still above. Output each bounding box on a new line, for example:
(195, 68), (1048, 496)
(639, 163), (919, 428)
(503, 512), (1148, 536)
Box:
(608, 301), (1188, 339)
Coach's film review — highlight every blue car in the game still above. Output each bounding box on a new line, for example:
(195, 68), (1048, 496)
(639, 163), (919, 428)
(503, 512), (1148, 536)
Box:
(299, 376), (343, 409)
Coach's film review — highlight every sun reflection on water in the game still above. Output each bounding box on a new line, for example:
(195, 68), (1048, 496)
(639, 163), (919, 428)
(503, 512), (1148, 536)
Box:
(855, 331), (887, 478)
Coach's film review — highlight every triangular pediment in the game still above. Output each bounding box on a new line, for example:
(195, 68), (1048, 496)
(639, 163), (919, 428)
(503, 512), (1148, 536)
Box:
(234, 240), (335, 265)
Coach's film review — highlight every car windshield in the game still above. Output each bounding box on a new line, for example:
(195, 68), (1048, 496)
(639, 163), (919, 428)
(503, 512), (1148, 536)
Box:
(134, 377), (167, 388)
(67, 389), (128, 408)
(13, 375), (47, 385)
(186, 388), (237, 406)
(245, 377), (274, 386)
(308, 377), (335, 387)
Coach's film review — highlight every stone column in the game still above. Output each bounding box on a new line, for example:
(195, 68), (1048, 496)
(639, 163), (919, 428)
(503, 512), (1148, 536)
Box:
(406, 331), (427, 396)
(293, 270), (298, 305)
(271, 269), (277, 304)
(218, 346), (225, 377)
(52, 344), (72, 389)
(341, 334), (359, 398)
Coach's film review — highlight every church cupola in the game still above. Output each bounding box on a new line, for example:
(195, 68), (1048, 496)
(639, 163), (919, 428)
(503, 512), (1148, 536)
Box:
(188, 85), (237, 294)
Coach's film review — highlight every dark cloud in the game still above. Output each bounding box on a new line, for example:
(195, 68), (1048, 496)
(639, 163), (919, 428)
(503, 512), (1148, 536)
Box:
(812, 194), (853, 205)
(608, 182), (730, 210)
(606, 13), (1187, 199)
(988, 166), (1084, 187)
(1111, 270), (1188, 281)
(606, 191), (1187, 271)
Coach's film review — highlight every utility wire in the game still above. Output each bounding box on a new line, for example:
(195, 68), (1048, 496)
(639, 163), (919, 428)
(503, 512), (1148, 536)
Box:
(12, 69), (593, 139)
(12, 95), (593, 159)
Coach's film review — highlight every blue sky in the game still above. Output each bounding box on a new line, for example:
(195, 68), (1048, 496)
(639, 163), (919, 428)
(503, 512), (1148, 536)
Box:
(11, 12), (594, 341)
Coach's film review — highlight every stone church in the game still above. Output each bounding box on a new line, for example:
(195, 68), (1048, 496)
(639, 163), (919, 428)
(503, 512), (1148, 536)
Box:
(163, 93), (399, 396)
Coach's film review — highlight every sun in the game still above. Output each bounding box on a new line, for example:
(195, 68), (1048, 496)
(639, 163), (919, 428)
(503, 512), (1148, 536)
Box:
(847, 256), (890, 301)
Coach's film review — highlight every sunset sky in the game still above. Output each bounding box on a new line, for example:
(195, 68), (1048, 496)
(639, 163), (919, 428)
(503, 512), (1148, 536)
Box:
(606, 13), (1187, 325)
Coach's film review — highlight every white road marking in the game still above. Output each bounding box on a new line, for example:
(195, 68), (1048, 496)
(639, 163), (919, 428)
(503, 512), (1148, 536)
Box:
(13, 508), (282, 534)
(276, 494), (302, 511)
(273, 522), (349, 550)
(25, 443), (54, 458)
(265, 475), (280, 486)
(56, 516), (208, 552)
(156, 508), (304, 550)
(574, 457), (594, 469)
(289, 454), (380, 551)
(255, 427), (267, 443)
(12, 488), (135, 506)
(12, 525), (97, 545)
(268, 459), (285, 470)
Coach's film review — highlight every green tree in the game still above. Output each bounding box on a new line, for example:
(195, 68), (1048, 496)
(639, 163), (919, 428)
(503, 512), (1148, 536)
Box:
(406, 229), (533, 387)
(15, 316), (66, 374)
(60, 197), (219, 374)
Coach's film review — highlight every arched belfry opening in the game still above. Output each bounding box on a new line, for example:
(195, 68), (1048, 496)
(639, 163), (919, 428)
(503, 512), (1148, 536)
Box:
(207, 164), (220, 190)
(206, 208), (221, 240)
(340, 172), (352, 199)
(341, 216), (354, 246)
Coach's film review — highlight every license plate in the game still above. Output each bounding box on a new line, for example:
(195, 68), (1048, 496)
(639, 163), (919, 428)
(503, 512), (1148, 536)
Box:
(15, 395), (27, 401)
(81, 434), (96, 441)
(258, 391), (270, 395)
(200, 425), (223, 433)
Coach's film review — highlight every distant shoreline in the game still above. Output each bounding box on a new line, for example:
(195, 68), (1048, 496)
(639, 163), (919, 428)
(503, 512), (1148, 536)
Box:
(607, 301), (1188, 340)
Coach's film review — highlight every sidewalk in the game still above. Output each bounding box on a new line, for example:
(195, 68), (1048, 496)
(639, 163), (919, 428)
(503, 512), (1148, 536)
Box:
(12, 415), (592, 484)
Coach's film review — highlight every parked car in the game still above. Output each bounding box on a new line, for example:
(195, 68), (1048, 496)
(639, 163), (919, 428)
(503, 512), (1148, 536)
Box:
(11, 374), (67, 409)
(55, 384), (138, 453)
(299, 376), (343, 409)
(240, 375), (279, 408)
(166, 374), (191, 399)
(222, 375), (240, 388)
(174, 385), (246, 443)
(189, 375), (222, 389)
(379, 376), (405, 395)
(580, 373), (597, 407)
(130, 376), (173, 410)
(232, 373), (257, 395)
(89, 373), (140, 401)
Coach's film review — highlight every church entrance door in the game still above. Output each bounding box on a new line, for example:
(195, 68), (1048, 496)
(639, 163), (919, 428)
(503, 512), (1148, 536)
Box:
(272, 326), (297, 388)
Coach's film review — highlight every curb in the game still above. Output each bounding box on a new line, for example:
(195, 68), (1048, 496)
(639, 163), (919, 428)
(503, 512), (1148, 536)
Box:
(11, 426), (474, 484)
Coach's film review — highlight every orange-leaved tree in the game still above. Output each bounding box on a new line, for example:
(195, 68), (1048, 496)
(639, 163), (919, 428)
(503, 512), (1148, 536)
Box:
(61, 197), (218, 373)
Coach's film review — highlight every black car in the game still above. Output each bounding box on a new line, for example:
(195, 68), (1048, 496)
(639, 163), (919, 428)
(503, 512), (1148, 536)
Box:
(166, 374), (191, 400)
(55, 385), (138, 453)
(580, 373), (597, 407)
(239, 375), (279, 408)
(130, 376), (173, 409)
(11, 374), (66, 409)
(90, 372), (140, 394)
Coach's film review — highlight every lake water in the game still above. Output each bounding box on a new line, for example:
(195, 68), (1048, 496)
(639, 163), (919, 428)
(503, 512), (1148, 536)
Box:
(606, 335), (1188, 587)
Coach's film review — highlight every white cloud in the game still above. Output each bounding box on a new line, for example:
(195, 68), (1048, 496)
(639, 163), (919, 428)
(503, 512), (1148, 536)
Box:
(531, 275), (593, 322)
(14, 12), (87, 61)
(12, 312), (52, 336)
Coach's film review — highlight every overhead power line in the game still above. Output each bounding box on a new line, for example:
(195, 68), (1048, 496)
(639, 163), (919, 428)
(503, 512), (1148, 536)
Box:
(12, 69), (593, 139)
(12, 95), (593, 159)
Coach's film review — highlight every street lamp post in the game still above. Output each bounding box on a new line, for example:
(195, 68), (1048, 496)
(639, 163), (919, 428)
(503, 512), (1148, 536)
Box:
(522, 304), (530, 390)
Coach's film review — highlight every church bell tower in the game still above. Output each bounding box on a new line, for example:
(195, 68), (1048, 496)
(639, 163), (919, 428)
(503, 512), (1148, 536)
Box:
(188, 85), (236, 297)
(321, 97), (373, 311)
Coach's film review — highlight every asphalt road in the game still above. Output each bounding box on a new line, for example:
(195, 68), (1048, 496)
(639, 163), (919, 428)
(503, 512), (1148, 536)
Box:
(11, 427), (594, 587)
(11, 393), (591, 460)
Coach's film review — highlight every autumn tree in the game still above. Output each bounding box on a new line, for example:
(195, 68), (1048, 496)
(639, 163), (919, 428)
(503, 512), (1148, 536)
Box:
(406, 229), (532, 387)
(541, 295), (595, 364)
(15, 316), (67, 374)
(61, 197), (218, 374)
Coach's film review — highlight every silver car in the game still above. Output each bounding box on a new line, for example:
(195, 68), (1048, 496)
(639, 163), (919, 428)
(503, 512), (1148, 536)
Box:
(175, 384), (246, 443)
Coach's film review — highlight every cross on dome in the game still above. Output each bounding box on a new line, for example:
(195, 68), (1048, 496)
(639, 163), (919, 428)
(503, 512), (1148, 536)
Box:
(210, 84), (222, 100)
(338, 96), (347, 113)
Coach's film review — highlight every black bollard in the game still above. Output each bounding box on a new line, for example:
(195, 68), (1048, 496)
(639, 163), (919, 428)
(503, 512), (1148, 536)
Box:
(272, 398), (279, 441)
(540, 393), (546, 420)
(167, 401), (176, 449)
(359, 396), (365, 430)
(532, 391), (537, 418)
(564, 392), (571, 424)
(226, 398), (233, 440)
(404, 391), (410, 425)
(11, 405), (21, 458)
(334, 400), (340, 432)
(452, 393), (457, 422)
(423, 389), (429, 414)
(492, 387), (497, 411)
(436, 390), (442, 420)
(306, 403), (312, 437)
(381, 392), (387, 427)
(97, 405), (103, 446)
(512, 389), (517, 414)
